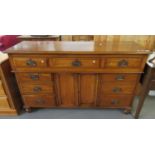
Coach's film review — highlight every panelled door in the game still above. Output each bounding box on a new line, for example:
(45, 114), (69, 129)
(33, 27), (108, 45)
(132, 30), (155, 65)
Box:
(55, 73), (78, 107)
(55, 73), (98, 107)
(79, 74), (98, 107)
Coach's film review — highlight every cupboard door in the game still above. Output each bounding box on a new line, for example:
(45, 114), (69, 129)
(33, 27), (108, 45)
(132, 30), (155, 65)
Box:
(56, 73), (78, 107)
(79, 74), (98, 107)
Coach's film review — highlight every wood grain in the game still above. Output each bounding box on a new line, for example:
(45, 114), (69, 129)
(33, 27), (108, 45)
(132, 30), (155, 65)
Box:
(5, 41), (151, 54)
(79, 74), (97, 107)
(103, 57), (143, 68)
(19, 82), (54, 94)
(50, 57), (100, 68)
(57, 73), (77, 107)
(98, 95), (133, 108)
(100, 82), (136, 95)
(16, 73), (52, 82)
(23, 95), (56, 107)
(101, 74), (139, 82)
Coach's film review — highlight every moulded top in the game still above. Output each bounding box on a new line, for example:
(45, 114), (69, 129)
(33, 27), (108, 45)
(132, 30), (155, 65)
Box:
(4, 41), (151, 55)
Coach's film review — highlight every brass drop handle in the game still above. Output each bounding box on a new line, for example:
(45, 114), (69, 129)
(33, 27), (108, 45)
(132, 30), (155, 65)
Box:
(29, 74), (39, 80)
(112, 87), (122, 93)
(118, 59), (128, 67)
(72, 60), (81, 67)
(33, 86), (42, 92)
(26, 59), (37, 67)
(111, 99), (119, 104)
(35, 98), (45, 104)
(115, 75), (125, 81)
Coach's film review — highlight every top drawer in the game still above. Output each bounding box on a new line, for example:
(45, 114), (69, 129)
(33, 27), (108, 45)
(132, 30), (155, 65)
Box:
(49, 58), (99, 68)
(12, 57), (47, 68)
(103, 57), (143, 68)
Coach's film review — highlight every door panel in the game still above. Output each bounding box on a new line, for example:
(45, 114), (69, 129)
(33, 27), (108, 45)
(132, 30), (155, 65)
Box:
(57, 73), (77, 107)
(79, 74), (98, 107)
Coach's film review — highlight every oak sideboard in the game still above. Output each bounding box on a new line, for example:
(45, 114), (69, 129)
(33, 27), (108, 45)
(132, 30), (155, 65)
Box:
(5, 41), (151, 113)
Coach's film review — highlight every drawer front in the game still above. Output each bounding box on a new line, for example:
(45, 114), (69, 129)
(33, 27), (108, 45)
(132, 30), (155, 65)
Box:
(102, 74), (138, 82)
(16, 73), (52, 82)
(102, 83), (136, 94)
(99, 95), (132, 107)
(0, 97), (10, 108)
(23, 95), (56, 107)
(103, 57), (142, 68)
(50, 58), (99, 68)
(12, 57), (47, 68)
(0, 81), (6, 96)
(19, 83), (54, 94)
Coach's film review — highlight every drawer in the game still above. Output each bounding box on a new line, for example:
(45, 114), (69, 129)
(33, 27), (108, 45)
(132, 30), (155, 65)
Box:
(12, 57), (47, 68)
(16, 73), (52, 82)
(49, 58), (99, 68)
(103, 57), (142, 68)
(0, 81), (6, 96)
(23, 95), (56, 107)
(99, 95), (132, 108)
(101, 74), (138, 82)
(19, 83), (54, 94)
(101, 82), (136, 94)
(0, 97), (10, 108)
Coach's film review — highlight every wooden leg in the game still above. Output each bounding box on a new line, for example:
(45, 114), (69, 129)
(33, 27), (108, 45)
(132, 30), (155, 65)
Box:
(134, 66), (153, 119)
(134, 94), (149, 119)
(123, 107), (131, 114)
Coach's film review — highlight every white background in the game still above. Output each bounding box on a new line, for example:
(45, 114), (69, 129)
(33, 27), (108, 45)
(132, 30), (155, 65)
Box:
(0, 0), (155, 155)
(0, 0), (155, 34)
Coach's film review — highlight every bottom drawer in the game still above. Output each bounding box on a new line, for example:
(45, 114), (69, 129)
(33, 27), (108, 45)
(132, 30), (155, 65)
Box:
(99, 95), (133, 108)
(23, 95), (56, 108)
(0, 97), (10, 108)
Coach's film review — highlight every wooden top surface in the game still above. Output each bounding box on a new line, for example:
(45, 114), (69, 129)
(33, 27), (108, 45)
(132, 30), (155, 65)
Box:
(5, 41), (151, 55)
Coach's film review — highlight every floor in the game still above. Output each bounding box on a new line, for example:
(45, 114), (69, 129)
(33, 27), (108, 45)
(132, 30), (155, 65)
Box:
(0, 96), (154, 119)
(132, 96), (155, 119)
